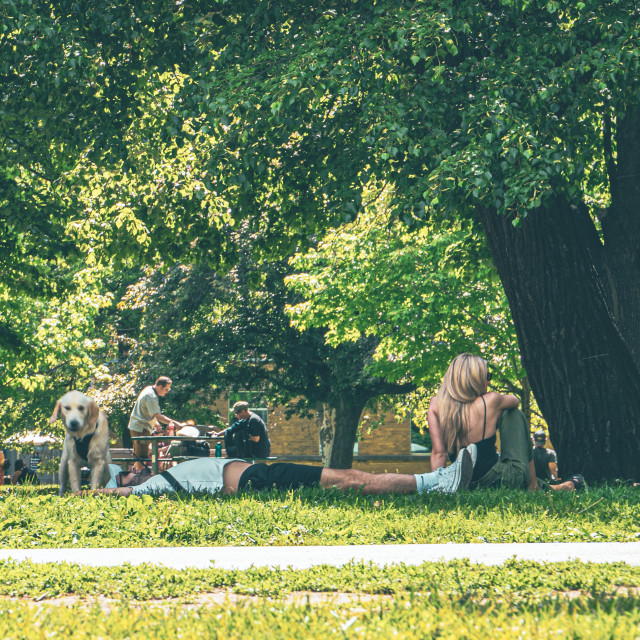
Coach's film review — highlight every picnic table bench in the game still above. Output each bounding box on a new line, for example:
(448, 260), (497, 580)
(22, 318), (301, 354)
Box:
(130, 434), (228, 474)
(109, 447), (202, 467)
(111, 438), (277, 474)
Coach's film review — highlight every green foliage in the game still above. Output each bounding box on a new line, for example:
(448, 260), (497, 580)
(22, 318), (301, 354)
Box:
(96, 248), (415, 458)
(163, 1), (640, 474)
(0, 484), (638, 548)
(0, 0), (220, 439)
(0, 0), (191, 281)
(284, 201), (551, 432)
(5, 0), (632, 280)
(2, 0), (639, 476)
(286, 204), (521, 391)
(177, 0), (639, 237)
(0, 266), (115, 441)
(411, 422), (432, 450)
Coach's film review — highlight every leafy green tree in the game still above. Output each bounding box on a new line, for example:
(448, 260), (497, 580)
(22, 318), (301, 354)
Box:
(285, 203), (544, 425)
(0, 266), (112, 441)
(102, 250), (413, 467)
(0, 0), (229, 437)
(0, 0), (227, 349)
(286, 206), (517, 387)
(5, 0), (639, 479)
(171, 0), (640, 480)
(0, 0), (189, 275)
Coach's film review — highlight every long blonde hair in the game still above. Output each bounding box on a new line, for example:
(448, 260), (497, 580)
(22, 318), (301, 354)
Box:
(438, 353), (489, 453)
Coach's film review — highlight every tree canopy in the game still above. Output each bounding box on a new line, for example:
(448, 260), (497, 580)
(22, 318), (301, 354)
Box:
(100, 246), (414, 467)
(175, 0), (636, 231)
(286, 204), (518, 388)
(169, 0), (640, 480)
(3, 0), (640, 479)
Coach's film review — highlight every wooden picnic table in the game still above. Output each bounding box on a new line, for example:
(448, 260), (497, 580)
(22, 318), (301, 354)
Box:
(131, 434), (224, 474)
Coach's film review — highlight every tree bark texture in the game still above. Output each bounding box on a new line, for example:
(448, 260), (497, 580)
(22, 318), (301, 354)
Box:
(520, 376), (532, 426)
(478, 199), (640, 482)
(601, 108), (640, 365)
(315, 396), (366, 469)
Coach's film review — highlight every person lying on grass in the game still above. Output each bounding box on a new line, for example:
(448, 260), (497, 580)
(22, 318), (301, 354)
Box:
(84, 447), (476, 497)
(427, 353), (586, 493)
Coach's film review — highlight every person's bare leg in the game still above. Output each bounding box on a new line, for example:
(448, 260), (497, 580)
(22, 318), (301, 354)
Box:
(83, 471), (415, 497)
(321, 447), (474, 495)
(548, 473), (587, 492)
(320, 468), (417, 494)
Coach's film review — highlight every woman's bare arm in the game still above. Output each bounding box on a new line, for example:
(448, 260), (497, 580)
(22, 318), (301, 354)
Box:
(497, 393), (520, 410)
(427, 396), (448, 471)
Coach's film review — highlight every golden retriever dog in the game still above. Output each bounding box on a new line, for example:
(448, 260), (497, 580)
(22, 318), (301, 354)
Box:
(50, 391), (112, 495)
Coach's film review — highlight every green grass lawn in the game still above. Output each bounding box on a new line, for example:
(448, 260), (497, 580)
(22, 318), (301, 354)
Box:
(0, 484), (638, 548)
(1, 484), (639, 638)
(2, 592), (639, 640)
(1, 560), (640, 639)
(2, 558), (640, 599)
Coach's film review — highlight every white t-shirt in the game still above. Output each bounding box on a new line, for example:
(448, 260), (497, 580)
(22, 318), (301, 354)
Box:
(127, 386), (161, 433)
(131, 458), (244, 496)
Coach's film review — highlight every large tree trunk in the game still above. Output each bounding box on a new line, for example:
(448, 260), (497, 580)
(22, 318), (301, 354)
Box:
(478, 199), (640, 482)
(520, 376), (532, 425)
(601, 108), (640, 365)
(315, 395), (367, 468)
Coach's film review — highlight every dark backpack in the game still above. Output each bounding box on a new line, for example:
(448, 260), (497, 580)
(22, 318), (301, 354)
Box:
(224, 420), (252, 458)
(183, 440), (210, 457)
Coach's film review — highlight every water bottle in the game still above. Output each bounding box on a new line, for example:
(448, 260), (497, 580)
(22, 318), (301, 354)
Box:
(215, 442), (222, 458)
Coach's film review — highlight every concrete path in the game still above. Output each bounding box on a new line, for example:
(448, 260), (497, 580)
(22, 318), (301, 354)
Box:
(1, 543), (639, 570)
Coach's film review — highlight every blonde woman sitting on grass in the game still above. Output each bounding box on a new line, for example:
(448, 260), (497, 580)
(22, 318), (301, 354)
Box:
(427, 353), (585, 492)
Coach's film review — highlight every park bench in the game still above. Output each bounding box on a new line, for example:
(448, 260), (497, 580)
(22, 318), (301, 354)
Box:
(109, 447), (205, 468)
(109, 447), (277, 470)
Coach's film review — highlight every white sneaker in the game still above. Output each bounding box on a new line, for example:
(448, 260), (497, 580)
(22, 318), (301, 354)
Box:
(436, 448), (473, 493)
(466, 443), (478, 469)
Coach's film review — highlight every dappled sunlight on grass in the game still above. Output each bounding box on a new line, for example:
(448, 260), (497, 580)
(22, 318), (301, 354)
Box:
(0, 483), (638, 548)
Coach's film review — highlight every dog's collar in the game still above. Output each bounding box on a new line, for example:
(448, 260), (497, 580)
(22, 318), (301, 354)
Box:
(73, 431), (95, 461)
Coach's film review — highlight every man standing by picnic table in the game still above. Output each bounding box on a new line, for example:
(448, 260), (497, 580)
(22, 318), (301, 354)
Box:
(128, 376), (185, 471)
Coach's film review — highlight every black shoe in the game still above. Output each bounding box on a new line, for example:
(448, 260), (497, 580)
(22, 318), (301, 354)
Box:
(568, 474), (588, 492)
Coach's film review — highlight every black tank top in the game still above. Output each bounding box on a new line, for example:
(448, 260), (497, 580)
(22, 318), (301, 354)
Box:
(449, 396), (499, 481)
